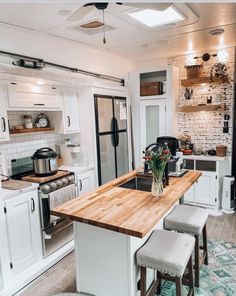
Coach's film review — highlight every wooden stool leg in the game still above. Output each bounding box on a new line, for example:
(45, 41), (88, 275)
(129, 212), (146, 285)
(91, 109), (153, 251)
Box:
(194, 234), (200, 288)
(188, 255), (195, 296)
(140, 266), (146, 296)
(203, 224), (208, 265)
(175, 277), (182, 296)
(156, 271), (162, 295)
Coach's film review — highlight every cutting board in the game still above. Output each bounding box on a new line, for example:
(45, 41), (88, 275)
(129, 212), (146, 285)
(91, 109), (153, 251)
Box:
(2, 179), (32, 190)
(22, 170), (70, 183)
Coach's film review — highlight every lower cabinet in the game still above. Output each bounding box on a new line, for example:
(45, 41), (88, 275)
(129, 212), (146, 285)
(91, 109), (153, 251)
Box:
(184, 171), (217, 207)
(183, 157), (230, 209)
(77, 170), (95, 196)
(4, 190), (42, 274)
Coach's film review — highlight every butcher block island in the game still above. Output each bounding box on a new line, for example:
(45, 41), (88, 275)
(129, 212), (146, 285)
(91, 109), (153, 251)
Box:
(51, 170), (201, 296)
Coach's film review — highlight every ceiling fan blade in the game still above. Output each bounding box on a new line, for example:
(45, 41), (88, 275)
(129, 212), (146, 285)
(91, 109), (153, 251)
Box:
(124, 3), (172, 11)
(66, 5), (94, 22)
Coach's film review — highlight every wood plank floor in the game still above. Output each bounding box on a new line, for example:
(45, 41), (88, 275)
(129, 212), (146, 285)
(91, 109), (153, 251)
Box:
(20, 213), (236, 296)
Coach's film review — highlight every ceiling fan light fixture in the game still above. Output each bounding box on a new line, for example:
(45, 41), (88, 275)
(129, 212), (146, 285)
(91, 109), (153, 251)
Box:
(128, 7), (184, 27)
(79, 21), (104, 29)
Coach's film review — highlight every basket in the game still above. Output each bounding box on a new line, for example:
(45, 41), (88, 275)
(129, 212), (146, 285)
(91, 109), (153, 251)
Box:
(185, 65), (203, 79)
(140, 81), (163, 96)
(216, 145), (227, 157)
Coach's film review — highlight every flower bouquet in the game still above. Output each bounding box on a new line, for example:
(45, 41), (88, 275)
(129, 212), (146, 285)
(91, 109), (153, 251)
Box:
(143, 144), (171, 198)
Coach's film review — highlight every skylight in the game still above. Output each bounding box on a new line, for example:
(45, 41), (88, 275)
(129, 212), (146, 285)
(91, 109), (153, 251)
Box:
(128, 7), (184, 27)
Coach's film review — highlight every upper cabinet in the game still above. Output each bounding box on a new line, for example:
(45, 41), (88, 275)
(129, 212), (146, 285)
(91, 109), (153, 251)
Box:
(63, 90), (80, 134)
(129, 66), (179, 166)
(7, 81), (62, 110)
(0, 85), (10, 142)
(53, 88), (80, 134)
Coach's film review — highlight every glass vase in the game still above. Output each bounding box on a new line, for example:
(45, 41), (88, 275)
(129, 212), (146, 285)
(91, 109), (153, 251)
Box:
(151, 174), (164, 198)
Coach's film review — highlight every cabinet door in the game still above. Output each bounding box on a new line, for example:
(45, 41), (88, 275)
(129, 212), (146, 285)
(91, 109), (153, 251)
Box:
(5, 190), (42, 274)
(184, 184), (195, 203)
(7, 82), (62, 109)
(63, 91), (80, 133)
(0, 85), (10, 141)
(195, 172), (217, 206)
(140, 99), (166, 157)
(77, 170), (95, 196)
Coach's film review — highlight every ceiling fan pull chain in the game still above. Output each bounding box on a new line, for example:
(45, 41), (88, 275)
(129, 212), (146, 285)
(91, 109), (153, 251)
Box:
(102, 9), (106, 44)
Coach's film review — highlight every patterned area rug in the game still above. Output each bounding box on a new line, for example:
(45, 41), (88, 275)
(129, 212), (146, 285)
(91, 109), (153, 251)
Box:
(160, 239), (236, 296)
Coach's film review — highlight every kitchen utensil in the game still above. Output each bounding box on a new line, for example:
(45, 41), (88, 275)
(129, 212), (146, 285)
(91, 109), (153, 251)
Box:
(32, 147), (58, 177)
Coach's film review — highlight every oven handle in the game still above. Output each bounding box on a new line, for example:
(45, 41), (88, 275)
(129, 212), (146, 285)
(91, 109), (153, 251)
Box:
(43, 220), (73, 240)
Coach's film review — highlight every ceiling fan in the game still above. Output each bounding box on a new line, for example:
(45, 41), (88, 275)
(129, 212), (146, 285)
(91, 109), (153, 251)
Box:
(67, 2), (172, 44)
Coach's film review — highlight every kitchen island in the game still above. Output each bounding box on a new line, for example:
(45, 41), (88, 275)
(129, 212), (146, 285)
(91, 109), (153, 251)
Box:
(51, 170), (201, 296)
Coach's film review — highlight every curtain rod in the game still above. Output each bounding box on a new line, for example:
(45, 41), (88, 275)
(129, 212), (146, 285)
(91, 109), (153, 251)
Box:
(0, 50), (125, 86)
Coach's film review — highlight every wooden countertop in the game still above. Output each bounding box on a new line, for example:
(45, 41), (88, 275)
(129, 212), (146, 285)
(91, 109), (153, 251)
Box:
(51, 170), (201, 238)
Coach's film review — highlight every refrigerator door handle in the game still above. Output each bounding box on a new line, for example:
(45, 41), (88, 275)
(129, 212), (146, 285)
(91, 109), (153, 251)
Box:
(113, 117), (119, 147)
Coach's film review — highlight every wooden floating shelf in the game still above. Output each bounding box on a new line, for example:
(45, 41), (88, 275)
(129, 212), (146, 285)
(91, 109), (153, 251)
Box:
(181, 76), (229, 87)
(179, 103), (226, 113)
(10, 127), (54, 134)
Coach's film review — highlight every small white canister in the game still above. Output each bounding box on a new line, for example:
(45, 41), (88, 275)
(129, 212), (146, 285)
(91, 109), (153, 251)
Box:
(24, 115), (33, 129)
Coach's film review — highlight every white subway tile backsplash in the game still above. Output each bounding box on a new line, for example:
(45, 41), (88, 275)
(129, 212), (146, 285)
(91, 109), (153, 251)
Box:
(0, 131), (62, 173)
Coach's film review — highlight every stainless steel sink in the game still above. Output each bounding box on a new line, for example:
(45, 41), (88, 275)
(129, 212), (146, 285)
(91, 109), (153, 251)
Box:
(118, 176), (152, 192)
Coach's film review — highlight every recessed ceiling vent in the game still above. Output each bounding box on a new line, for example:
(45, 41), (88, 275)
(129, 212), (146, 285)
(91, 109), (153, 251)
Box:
(70, 20), (114, 35)
(209, 28), (224, 36)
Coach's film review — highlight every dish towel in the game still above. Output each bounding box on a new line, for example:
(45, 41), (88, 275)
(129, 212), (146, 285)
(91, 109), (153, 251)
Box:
(49, 184), (76, 222)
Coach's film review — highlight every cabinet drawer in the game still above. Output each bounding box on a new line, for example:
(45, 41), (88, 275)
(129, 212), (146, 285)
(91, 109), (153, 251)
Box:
(196, 160), (216, 172)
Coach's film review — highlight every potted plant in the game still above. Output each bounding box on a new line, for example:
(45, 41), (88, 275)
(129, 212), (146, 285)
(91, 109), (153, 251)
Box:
(210, 62), (230, 84)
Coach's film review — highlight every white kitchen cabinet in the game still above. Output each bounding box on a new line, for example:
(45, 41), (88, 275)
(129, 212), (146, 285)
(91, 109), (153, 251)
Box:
(77, 170), (95, 196)
(0, 85), (10, 142)
(129, 65), (179, 167)
(195, 172), (217, 206)
(4, 190), (42, 274)
(63, 90), (80, 133)
(184, 185), (195, 203)
(183, 156), (229, 210)
(53, 89), (80, 134)
(7, 81), (62, 110)
(140, 99), (166, 155)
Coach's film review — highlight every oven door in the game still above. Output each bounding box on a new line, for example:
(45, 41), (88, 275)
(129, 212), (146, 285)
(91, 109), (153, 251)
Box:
(39, 183), (77, 257)
(39, 183), (77, 230)
(42, 219), (74, 257)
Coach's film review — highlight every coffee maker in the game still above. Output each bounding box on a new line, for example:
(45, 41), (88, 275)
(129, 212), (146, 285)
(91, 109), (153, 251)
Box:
(156, 137), (183, 173)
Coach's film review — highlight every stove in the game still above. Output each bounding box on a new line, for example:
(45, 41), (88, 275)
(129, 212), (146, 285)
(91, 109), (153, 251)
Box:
(11, 157), (77, 257)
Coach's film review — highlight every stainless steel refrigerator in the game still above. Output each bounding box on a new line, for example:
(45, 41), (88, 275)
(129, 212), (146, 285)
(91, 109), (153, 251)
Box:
(94, 95), (129, 185)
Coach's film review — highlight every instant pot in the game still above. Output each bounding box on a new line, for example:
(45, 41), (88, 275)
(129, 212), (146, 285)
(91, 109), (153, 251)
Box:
(32, 147), (58, 177)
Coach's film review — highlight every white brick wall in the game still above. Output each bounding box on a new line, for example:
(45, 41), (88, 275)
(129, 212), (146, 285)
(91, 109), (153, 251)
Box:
(168, 47), (235, 154)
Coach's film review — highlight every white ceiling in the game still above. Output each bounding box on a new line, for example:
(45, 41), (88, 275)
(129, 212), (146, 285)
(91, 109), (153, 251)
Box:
(0, 2), (235, 61)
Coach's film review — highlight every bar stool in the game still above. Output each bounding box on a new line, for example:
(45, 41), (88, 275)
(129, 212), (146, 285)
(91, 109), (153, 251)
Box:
(136, 229), (195, 296)
(164, 204), (208, 287)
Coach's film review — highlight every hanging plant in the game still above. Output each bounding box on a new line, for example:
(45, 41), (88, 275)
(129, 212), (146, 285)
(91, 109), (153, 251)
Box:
(210, 62), (230, 85)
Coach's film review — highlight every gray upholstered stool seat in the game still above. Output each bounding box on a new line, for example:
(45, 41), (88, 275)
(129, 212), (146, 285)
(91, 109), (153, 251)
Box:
(164, 204), (208, 234)
(164, 204), (209, 288)
(136, 229), (195, 296)
(137, 229), (195, 277)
